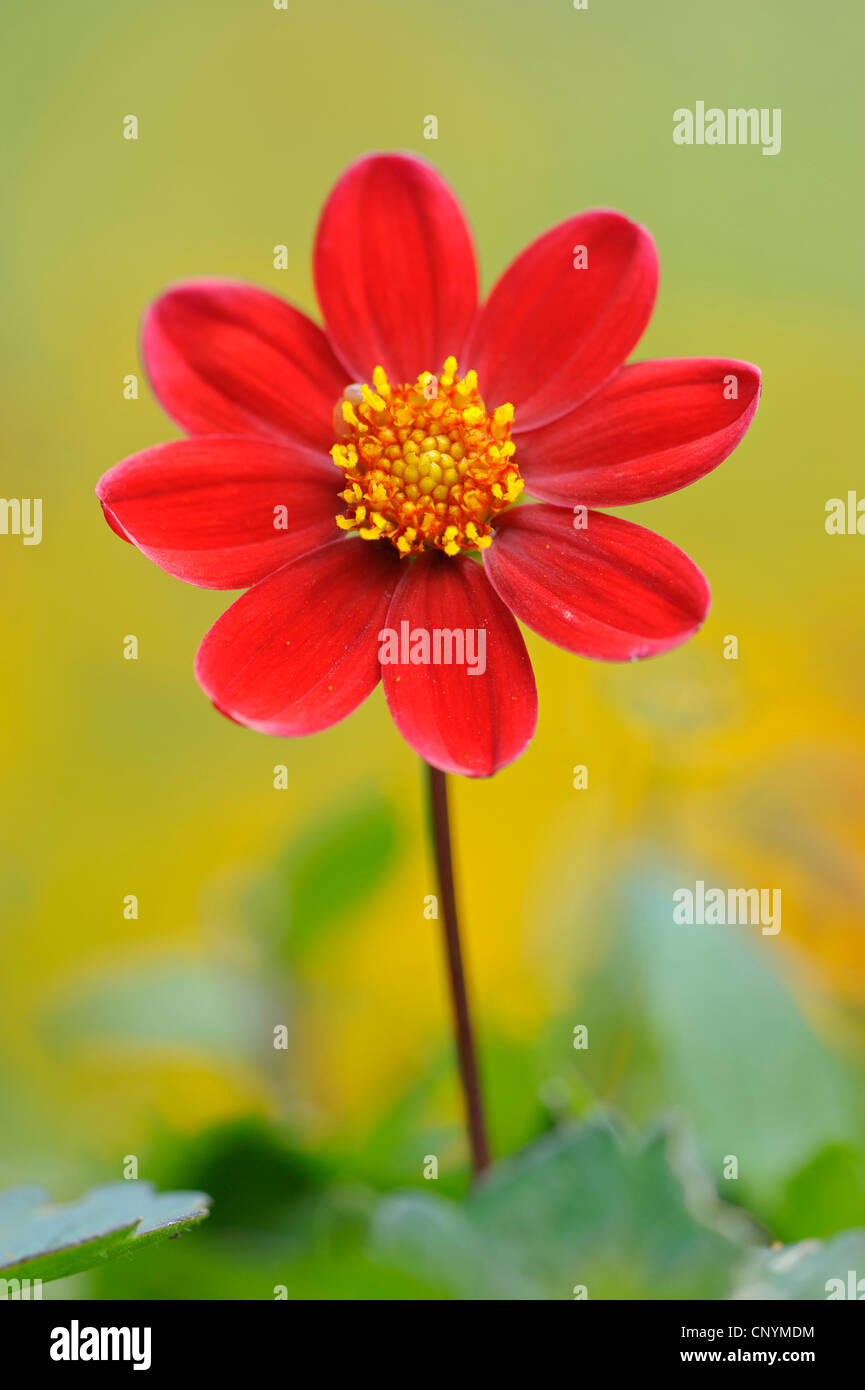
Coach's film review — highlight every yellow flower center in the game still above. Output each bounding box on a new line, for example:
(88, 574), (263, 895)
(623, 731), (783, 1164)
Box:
(330, 357), (522, 556)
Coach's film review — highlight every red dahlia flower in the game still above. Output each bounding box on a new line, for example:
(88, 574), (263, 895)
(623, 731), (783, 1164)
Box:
(96, 153), (761, 778)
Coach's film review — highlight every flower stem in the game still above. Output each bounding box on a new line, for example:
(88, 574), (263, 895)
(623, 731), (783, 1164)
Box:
(424, 761), (491, 1178)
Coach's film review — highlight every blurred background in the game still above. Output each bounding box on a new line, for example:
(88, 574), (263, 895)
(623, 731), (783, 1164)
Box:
(1, 0), (864, 1299)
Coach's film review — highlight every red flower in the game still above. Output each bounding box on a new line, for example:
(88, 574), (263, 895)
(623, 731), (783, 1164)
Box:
(97, 153), (761, 777)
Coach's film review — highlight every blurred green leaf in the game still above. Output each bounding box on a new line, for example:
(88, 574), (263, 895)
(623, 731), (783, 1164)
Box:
(76, 1115), (865, 1303)
(733, 1229), (865, 1300)
(245, 793), (401, 958)
(372, 1115), (742, 1300)
(0, 1182), (210, 1287)
(573, 863), (861, 1228)
(148, 1118), (335, 1232)
(84, 1120), (445, 1301)
(352, 1031), (580, 1194)
(45, 962), (278, 1063)
(775, 1144), (865, 1242)
(85, 1230), (446, 1301)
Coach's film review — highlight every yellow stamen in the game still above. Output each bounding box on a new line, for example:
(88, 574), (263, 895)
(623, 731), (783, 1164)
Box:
(330, 358), (520, 557)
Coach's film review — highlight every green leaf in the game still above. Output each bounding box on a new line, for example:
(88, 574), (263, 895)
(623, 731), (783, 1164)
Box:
(774, 1144), (865, 1242)
(573, 863), (859, 1224)
(45, 962), (276, 1064)
(0, 1181), (210, 1287)
(245, 792), (401, 958)
(733, 1229), (865, 1300)
(372, 1115), (743, 1300)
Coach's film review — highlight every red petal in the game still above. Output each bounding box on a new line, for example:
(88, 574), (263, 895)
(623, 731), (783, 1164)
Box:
(465, 210), (659, 431)
(381, 553), (537, 777)
(142, 278), (350, 451)
(314, 153), (478, 384)
(96, 437), (340, 589)
(195, 539), (399, 735)
(484, 504), (709, 662)
(518, 358), (762, 506)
